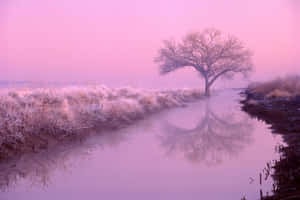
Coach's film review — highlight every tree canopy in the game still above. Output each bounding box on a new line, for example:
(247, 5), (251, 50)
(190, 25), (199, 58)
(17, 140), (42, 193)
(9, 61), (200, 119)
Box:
(154, 28), (253, 96)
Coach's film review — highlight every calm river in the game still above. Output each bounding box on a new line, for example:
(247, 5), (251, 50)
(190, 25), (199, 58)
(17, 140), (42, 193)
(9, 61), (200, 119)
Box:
(1, 90), (283, 200)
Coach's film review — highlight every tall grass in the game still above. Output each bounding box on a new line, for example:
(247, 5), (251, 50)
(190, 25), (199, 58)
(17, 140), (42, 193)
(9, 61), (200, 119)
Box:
(0, 85), (203, 158)
(248, 76), (300, 99)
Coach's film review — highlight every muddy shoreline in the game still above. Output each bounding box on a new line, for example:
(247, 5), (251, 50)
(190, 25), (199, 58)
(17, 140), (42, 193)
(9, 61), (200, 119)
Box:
(241, 89), (300, 200)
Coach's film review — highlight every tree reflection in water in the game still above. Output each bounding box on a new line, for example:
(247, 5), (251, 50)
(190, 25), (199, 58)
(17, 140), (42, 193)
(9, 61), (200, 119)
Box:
(159, 100), (254, 165)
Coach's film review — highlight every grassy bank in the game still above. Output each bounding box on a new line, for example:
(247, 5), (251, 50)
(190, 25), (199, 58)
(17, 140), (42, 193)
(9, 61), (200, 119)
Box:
(247, 76), (300, 99)
(0, 86), (204, 161)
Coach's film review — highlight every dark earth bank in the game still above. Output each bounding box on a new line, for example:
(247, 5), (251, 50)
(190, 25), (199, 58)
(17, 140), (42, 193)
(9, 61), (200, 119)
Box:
(241, 89), (300, 200)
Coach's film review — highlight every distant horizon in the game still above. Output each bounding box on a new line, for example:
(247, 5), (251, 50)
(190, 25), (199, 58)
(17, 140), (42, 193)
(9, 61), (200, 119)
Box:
(1, 0), (299, 88)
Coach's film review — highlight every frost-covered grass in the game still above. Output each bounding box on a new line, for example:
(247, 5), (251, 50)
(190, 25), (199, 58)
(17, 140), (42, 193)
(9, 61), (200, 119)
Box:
(248, 76), (300, 99)
(0, 85), (204, 159)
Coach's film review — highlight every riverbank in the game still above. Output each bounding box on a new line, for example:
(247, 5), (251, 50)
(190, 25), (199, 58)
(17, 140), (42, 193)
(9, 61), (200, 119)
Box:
(241, 90), (300, 133)
(0, 86), (204, 161)
(240, 82), (300, 200)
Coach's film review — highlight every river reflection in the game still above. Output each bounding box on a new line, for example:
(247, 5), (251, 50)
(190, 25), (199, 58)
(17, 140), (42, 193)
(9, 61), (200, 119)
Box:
(0, 129), (130, 191)
(1, 91), (281, 200)
(159, 99), (254, 165)
(0, 94), (255, 191)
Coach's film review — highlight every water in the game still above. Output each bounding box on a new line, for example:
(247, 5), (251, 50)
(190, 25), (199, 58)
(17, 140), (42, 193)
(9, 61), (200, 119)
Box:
(0, 90), (282, 200)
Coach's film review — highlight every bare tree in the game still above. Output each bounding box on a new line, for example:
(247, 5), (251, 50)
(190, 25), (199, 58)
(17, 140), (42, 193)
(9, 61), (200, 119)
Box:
(154, 28), (253, 96)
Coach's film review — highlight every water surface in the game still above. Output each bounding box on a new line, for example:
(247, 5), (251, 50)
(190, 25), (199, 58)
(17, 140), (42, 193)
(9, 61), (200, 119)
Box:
(0, 90), (282, 200)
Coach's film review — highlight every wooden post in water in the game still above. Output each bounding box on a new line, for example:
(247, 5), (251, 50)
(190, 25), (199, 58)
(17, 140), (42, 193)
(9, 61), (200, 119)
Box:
(260, 173), (262, 185)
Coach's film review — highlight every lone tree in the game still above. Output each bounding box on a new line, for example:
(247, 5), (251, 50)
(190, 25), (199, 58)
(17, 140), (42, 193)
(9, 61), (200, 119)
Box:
(154, 28), (253, 96)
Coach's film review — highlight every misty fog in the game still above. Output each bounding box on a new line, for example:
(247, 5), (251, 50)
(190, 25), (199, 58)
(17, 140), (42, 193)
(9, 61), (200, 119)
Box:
(0, 0), (299, 89)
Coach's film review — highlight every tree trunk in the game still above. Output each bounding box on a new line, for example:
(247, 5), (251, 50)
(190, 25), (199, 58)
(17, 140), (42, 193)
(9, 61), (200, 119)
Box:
(204, 78), (210, 96)
(205, 85), (210, 96)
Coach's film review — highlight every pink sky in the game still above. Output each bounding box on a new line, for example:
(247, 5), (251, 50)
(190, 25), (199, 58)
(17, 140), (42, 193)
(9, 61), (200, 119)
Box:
(0, 0), (299, 87)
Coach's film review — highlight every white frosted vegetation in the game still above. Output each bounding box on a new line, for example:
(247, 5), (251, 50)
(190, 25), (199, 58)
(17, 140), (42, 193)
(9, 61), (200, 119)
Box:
(0, 86), (203, 157)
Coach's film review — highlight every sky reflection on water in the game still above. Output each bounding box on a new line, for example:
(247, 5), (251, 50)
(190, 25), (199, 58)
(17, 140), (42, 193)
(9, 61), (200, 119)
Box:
(0, 90), (282, 200)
